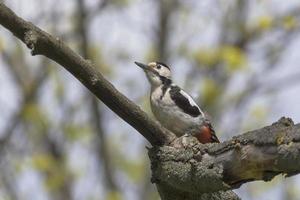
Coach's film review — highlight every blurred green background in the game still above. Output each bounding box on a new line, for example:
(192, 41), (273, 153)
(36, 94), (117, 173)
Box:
(1, 0), (300, 199)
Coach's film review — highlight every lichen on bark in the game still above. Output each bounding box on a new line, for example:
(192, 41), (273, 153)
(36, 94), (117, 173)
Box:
(148, 117), (300, 200)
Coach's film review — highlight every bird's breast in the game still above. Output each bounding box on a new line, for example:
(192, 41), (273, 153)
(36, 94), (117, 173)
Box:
(150, 87), (203, 136)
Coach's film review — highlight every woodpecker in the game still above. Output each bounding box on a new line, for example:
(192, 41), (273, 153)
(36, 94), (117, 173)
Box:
(135, 61), (219, 144)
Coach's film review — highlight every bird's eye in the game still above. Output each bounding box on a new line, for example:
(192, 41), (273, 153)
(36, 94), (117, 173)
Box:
(157, 65), (161, 69)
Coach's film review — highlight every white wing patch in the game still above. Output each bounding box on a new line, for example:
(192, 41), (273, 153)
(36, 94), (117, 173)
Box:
(179, 90), (204, 115)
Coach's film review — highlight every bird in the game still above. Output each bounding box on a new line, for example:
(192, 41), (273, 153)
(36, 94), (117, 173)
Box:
(134, 61), (219, 144)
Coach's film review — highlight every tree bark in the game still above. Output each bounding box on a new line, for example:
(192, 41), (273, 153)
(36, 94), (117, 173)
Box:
(1, 3), (300, 200)
(149, 117), (300, 199)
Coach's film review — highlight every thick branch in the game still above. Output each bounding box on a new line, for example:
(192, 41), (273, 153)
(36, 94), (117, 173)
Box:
(149, 117), (300, 200)
(0, 3), (176, 146)
(2, 4), (300, 200)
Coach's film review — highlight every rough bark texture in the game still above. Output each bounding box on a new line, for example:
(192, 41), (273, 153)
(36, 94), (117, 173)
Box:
(149, 117), (300, 200)
(2, 3), (300, 200)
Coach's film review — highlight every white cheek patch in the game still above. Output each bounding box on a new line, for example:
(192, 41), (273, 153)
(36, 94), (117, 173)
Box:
(159, 68), (171, 78)
(146, 72), (161, 85)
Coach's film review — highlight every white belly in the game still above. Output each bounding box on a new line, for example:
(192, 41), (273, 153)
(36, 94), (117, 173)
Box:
(150, 87), (203, 136)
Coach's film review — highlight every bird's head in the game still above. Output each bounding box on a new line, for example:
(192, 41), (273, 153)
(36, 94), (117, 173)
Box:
(135, 61), (171, 87)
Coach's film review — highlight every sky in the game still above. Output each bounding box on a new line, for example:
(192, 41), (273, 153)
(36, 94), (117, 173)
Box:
(1, 0), (300, 200)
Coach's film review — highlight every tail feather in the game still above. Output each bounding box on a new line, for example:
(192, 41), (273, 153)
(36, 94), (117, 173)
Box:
(206, 121), (220, 143)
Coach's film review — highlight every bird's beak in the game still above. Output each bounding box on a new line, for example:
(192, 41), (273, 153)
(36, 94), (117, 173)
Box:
(135, 61), (158, 75)
(134, 62), (148, 70)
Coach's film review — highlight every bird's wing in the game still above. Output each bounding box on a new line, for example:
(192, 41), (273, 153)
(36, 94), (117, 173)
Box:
(169, 85), (203, 117)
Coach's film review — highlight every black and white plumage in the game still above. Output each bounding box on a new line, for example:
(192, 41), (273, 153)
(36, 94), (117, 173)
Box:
(135, 61), (219, 143)
(169, 85), (202, 117)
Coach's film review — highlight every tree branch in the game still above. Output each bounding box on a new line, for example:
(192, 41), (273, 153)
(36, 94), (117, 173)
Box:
(2, 4), (300, 200)
(0, 3), (176, 146)
(149, 117), (300, 200)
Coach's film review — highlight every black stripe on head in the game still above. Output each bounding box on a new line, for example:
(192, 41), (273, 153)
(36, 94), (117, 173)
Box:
(156, 62), (170, 70)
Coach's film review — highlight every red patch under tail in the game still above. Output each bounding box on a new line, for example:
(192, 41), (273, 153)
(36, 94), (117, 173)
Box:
(195, 122), (220, 144)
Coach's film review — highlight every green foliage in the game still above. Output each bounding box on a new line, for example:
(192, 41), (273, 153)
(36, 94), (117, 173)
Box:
(1, 1), (298, 199)
(221, 46), (246, 71)
(257, 15), (273, 30)
(88, 45), (112, 76)
(255, 15), (298, 32)
(193, 46), (246, 71)
(242, 104), (269, 131)
(51, 68), (65, 101)
(110, 0), (130, 7)
(193, 48), (219, 67)
(22, 103), (50, 134)
(64, 124), (92, 141)
(201, 78), (221, 107)
(32, 154), (55, 171)
(0, 37), (4, 52)
(32, 153), (69, 192)
(282, 16), (297, 30)
(116, 154), (146, 183)
(250, 105), (267, 120)
(108, 135), (147, 183)
(106, 191), (122, 200)
(145, 47), (159, 63)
